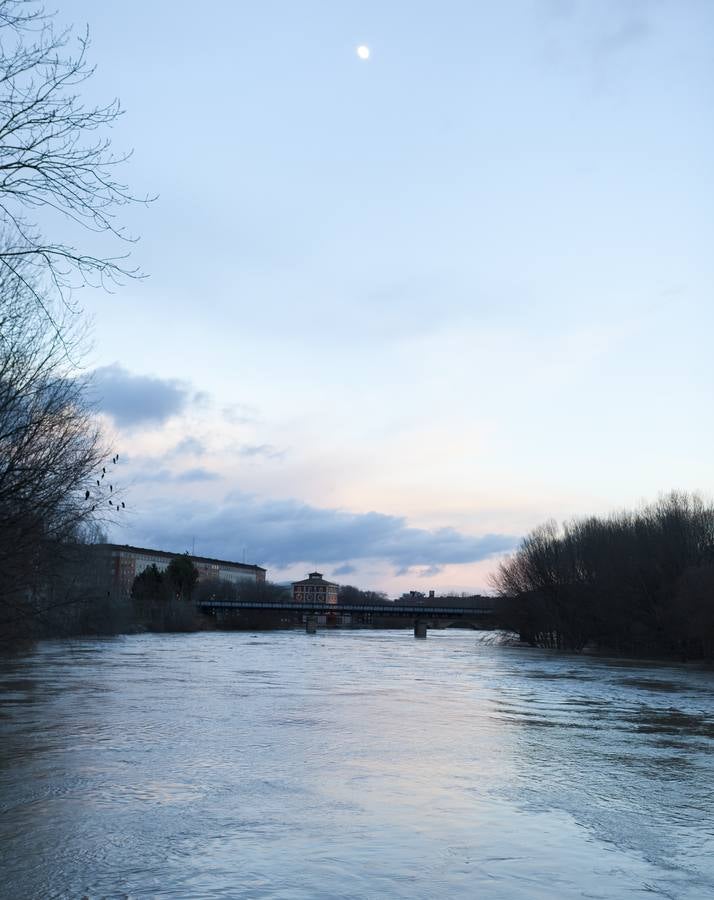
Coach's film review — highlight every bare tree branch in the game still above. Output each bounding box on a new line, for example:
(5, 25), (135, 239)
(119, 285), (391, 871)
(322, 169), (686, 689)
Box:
(0, 1), (150, 318)
(0, 254), (123, 636)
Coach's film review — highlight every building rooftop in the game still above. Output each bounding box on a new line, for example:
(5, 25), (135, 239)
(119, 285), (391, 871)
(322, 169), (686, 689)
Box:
(96, 543), (266, 572)
(292, 571), (339, 587)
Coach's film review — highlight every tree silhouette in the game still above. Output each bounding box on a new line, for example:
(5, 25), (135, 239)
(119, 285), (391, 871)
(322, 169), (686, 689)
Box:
(492, 492), (714, 658)
(0, 258), (120, 633)
(166, 553), (199, 602)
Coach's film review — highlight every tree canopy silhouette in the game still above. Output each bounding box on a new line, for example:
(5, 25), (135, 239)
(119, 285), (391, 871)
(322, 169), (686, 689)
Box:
(492, 492), (714, 659)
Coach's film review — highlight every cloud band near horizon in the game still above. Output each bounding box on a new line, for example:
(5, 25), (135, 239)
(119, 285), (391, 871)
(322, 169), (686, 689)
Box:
(120, 495), (518, 575)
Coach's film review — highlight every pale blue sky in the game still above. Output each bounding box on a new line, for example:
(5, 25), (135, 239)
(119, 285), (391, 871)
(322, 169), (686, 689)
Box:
(61, 1), (714, 592)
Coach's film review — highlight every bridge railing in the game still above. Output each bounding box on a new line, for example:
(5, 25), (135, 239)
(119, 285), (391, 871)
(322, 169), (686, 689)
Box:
(197, 599), (493, 617)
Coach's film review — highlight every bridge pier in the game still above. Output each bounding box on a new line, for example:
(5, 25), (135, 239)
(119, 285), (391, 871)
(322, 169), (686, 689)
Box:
(306, 614), (317, 634)
(414, 619), (427, 639)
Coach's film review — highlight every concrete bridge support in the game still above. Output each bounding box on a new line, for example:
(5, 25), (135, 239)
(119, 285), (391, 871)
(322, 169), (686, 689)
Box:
(306, 614), (317, 634)
(414, 619), (427, 639)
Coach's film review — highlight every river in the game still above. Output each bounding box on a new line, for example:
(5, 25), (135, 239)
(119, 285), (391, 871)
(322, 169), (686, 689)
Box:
(0, 630), (712, 899)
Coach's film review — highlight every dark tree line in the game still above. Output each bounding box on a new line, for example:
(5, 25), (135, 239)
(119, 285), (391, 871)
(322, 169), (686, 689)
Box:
(393, 591), (494, 609)
(131, 555), (200, 632)
(492, 492), (714, 659)
(132, 565), (291, 632)
(338, 584), (391, 605)
(193, 577), (289, 606)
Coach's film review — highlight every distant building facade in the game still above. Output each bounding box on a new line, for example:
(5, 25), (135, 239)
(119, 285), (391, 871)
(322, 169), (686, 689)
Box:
(95, 544), (266, 601)
(292, 572), (338, 605)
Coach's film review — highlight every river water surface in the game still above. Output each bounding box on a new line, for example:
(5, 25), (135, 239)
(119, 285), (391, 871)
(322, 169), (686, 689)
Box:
(1, 630), (713, 899)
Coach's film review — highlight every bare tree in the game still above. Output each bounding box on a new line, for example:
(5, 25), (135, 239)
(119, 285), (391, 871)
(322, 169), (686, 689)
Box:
(0, 3), (144, 640)
(0, 0), (148, 322)
(0, 255), (116, 637)
(492, 493), (714, 658)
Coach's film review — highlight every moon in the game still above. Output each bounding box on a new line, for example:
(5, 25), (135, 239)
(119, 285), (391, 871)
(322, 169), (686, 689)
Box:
(356, 45), (370, 61)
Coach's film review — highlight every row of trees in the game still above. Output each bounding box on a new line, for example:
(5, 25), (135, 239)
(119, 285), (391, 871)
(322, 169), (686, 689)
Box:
(338, 585), (391, 605)
(492, 492), (714, 659)
(194, 577), (289, 606)
(0, 1), (144, 642)
(131, 560), (292, 632)
(394, 591), (494, 609)
(132, 555), (200, 632)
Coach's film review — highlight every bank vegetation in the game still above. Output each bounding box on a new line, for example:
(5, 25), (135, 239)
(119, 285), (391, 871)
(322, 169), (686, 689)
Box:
(493, 492), (714, 659)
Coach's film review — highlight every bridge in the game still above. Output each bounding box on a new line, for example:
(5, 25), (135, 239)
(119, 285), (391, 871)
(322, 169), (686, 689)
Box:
(197, 599), (495, 638)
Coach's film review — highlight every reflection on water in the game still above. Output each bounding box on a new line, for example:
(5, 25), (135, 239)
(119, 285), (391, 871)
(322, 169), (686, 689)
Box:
(0, 632), (713, 899)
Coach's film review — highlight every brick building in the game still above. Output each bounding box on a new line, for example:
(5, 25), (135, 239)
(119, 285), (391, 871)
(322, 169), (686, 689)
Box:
(291, 571), (338, 605)
(95, 544), (266, 601)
